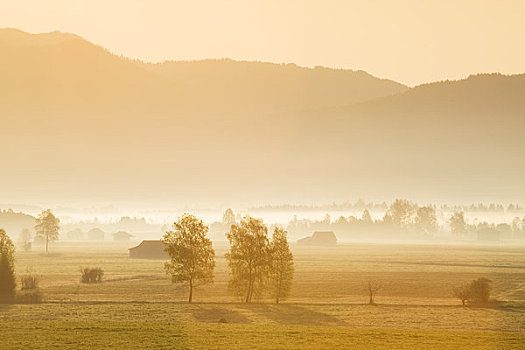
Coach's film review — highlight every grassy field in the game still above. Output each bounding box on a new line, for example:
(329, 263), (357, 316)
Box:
(1, 242), (524, 349)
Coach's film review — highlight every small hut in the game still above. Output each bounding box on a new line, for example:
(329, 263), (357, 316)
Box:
(87, 228), (105, 241)
(113, 231), (134, 242)
(67, 228), (84, 240)
(129, 240), (169, 259)
(297, 231), (337, 246)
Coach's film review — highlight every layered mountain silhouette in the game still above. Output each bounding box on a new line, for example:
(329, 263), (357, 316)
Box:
(1, 28), (524, 205)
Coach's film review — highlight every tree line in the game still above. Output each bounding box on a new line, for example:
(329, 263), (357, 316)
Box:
(284, 199), (525, 239)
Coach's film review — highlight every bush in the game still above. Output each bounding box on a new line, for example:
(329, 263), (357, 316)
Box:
(20, 275), (39, 290)
(80, 267), (104, 284)
(468, 277), (492, 305)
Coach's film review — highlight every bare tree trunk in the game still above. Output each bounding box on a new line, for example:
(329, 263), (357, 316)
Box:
(276, 278), (281, 304)
(46, 234), (49, 253)
(369, 293), (373, 305)
(245, 277), (252, 303)
(188, 279), (193, 303)
(248, 278), (254, 303)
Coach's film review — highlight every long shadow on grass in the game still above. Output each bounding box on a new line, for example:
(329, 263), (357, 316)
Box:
(191, 305), (252, 324)
(236, 304), (347, 326)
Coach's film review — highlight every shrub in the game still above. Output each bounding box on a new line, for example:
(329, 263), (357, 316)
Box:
(20, 275), (39, 290)
(468, 277), (492, 305)
(80, 267), (104, 284)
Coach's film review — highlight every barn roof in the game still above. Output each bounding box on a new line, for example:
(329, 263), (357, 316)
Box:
(129, 240), (165, 250)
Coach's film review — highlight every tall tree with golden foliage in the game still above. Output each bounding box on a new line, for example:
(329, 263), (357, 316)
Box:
(269, 227), (294, 304)
(225, 216), (271, 303)
(34, 209), (60, 253)
(162, 214), (215, 303)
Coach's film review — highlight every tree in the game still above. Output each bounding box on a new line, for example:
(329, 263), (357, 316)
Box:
(452, 283), (471, 306)
(268, 227), (294, 304)
(34, 209), (60, 253)
(453, 278), (492, 306)
(225, 216), (270, 303)
(0, 229), (16, 302)
(162, 214), (215, 303)
(361, 209), (373, 224)
(18, 228), (32, 252)
(366, 280), (383, 305)
(387, 199), (416, 230)
(415, 206), (438, 235)
(450, 211), (467, 237)
(468, 277), (492, 304)
(222, 208), (236, 227)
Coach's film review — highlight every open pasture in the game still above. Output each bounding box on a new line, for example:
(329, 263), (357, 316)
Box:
(2, 242), (524, 349)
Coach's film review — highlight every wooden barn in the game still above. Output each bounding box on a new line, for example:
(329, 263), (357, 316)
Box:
(113, 230), (134, 241)
(129, 240), (169, 259)
(87, 228), (105, 241)
(297, 231), (337, 246)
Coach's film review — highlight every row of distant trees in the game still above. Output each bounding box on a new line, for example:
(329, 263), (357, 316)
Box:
(249, 201), (524, 214)
(162, 214), (294, 303)
(284, 199), (525, 239)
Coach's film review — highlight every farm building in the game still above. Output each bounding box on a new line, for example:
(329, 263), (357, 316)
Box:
(129, 240), (169, 259)
(477, 228), (500, 242)
(297, 231), (337, 246)
(66, 228), (84, 240)
(113, 230), (134, 241)
(87, 228), (105, 241)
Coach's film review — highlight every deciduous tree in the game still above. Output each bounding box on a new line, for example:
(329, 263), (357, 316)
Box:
(34, 209), (60, 253)
(452, 283), (470, 306)
(225, 216), (270, 303)
(387, 199), (416, 230)
(268, 227), (294, 304)
(163, 214), (215, 303)
(18, 228), (32, 252)
(415, 206), (438, 235)
(366, 280), (383, 305)
(450, 211), (467, 237)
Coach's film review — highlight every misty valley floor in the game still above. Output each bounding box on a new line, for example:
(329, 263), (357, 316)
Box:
(1, 243), (524, 349)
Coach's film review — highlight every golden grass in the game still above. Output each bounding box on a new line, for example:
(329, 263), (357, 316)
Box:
(3, 242), (523, 348)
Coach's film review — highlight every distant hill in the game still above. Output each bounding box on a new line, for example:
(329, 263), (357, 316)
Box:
(0, 28), (407, 115)
(0, 28), (524, 205)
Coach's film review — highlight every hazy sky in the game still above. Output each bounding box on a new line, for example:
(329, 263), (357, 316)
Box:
(2, 0), (525, 86)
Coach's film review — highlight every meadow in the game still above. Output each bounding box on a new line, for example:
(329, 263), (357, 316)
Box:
(1, 242), (524, 349)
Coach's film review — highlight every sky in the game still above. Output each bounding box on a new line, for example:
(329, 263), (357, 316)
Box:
(2, 0), (525, 86)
